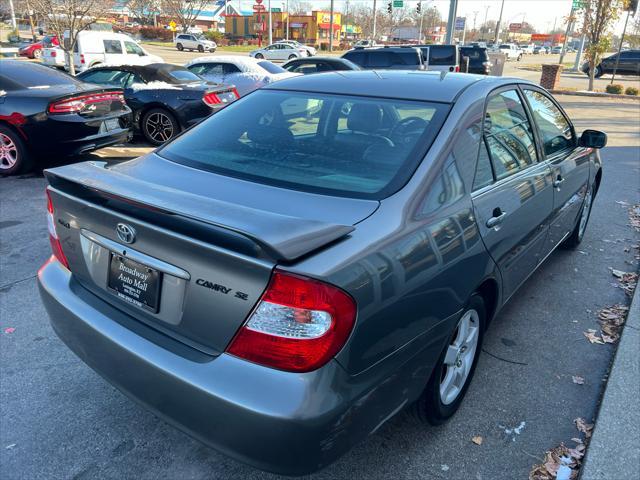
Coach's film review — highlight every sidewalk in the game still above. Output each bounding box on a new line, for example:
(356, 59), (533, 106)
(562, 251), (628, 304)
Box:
(581, 284), (640, 479)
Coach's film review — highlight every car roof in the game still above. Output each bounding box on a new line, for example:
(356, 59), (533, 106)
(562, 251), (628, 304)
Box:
(286, 56), (351, 63)
(263, 70), (512, 103)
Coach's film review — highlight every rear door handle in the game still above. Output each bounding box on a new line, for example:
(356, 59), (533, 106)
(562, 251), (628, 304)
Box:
(486, 211), (507, 228)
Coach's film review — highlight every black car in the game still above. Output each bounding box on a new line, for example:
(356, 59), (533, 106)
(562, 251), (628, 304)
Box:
(0, 61), (131, 176)
(459, 46), (492, 75)
(282, 56), (362, 74)
(416, 44), (461, 72)
(582, 50), (640, 77)
(342, 46), (425, 70)
(77, 63), (238, 146)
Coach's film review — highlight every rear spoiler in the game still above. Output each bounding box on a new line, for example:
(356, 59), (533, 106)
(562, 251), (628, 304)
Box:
(44, 162), (354, 262)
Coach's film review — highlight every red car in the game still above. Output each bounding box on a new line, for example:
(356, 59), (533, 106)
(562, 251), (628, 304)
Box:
(18, 36), (59, 59)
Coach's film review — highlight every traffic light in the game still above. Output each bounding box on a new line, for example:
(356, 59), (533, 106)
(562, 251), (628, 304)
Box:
(417, 1), (422, 14)
(387, 2), (392, 14)
(627, 0), (638, 14)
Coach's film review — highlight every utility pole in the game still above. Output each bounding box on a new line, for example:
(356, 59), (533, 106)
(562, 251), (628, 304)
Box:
(8, 0), (16, 30)
(494, 0), (505, 44)
(611, 8), (632, 84)
(418, 2), (425, 43)
(445, 0), (459, 45)
(472, 10), (479, 41)
(286, 0), (289, 40)
(372, 0), (377, 41)
(558, 4), (574, 64)
(329, 0), (335, 51)
(481, 6), (489, 39)
(268, 0), (273, 44)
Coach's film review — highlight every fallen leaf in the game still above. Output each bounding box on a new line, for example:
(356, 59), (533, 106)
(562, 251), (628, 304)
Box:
(4, 327), (15, 334)
(583, 329), (604, 345)
(574, 418), (594, 438)
(610, 268), (626, 279)
(571, 375), (585, 385)
(471, 435), (483, 445)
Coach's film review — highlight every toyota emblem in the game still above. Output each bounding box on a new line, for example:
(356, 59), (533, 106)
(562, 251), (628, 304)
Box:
(116, 223), (136, 244)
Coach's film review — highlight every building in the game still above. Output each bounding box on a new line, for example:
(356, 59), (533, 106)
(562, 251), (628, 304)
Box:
(225, 10), (341, 48)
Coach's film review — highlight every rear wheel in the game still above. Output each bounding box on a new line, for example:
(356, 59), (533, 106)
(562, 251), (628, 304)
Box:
(517, 54), (522, 61)
(254, 53), (264, 59)
(288, 54), (297, 60)
(412, 295), (485, 425)
(176, 43), (184, 51)
(198, 45), (204, 52)
(33, 48), (42, 59)
(141, 108), (179, 146)
(0, 125), (32, 176)
(594, 65), (604, 78)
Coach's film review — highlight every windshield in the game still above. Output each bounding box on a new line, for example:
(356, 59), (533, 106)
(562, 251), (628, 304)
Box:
(159, 90), (448, 199)
(257, 61), (287, 74)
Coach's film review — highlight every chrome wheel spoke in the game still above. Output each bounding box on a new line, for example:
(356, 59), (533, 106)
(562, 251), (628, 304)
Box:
(444, 345), (458, 366)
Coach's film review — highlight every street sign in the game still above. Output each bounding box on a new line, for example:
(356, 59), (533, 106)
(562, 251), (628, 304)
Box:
(253, 4), (266, 12)
(572, 0), (585, 9)
(393, 0), (404, 7)
(255, 0), (263, 3)
(455, 17), (465, 30)
(509, 22), (522, 32)
(169, 20), (176, 32)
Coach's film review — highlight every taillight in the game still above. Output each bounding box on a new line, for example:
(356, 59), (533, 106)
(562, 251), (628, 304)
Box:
(48, 91), (125, 114)
(80, 54), (85, 64)
(51, 51), (56, 57)
(46, 190), (70, 270)
(202, 88), (239, 107)
(454, 65), (460, 72)
(226, 271), (356, 372)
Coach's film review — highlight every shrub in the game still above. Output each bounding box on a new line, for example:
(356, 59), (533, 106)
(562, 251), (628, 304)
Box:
(204, 30), (224, 42)
(139, 26), (173, 42)
(605, 84), (624, 94)
(624, 86), (639, 96)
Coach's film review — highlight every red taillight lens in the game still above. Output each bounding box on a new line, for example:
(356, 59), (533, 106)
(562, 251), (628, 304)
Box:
(48, 91), (125, 114)
(51, 51), (56, 57)
(454, 65), (460, 72)
(80, 54), (85, 64)
(202, 88), (239, 107)
(226, 271), (356, 373)
(46, 190), (70, 270)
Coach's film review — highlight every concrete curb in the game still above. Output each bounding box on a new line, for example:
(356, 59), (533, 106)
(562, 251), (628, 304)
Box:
(580, 283), (640, 479)
(550, 90), (640, 101)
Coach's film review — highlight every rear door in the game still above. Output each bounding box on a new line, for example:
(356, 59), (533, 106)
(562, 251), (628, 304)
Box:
(471, 87), (554, 300)
(521, 86), (590, 250)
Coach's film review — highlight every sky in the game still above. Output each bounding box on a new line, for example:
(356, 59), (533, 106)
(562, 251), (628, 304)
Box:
(242, 1), (633, 35)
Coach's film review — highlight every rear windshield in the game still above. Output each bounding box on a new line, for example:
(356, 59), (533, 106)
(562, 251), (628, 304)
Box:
(257, 61), (286, 74)
(367, 50), (420, 67)
(425, 46), (457, 65)
(0, 63), (77, 89)
(460, 48), (486, 60)
(159, 90), (449, 199)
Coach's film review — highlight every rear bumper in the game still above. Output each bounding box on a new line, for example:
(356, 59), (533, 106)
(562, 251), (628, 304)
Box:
(37, 258), (416, 475)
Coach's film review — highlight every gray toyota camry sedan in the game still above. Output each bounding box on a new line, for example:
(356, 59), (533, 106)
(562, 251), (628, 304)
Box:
(38, 71), (606, 475)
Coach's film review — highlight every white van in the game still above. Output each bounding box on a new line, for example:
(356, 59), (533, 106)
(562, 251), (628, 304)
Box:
(65, 31), (163, 72)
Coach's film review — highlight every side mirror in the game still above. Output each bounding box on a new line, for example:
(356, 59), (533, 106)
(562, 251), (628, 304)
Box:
(579, 129), (607, 149)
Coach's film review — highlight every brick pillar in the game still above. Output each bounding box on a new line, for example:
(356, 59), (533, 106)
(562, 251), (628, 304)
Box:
(540, 64), (563, 90)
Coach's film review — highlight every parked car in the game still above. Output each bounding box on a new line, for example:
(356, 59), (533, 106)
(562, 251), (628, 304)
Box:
(520, 44), (535, 54)
(41, 46), (66, 68)
(342, 46), (424, 70)
(551, 46), (563, 55)
(250, 43), (307, 61)
(67, 31), (163, 72)
(533, 45), (546, 54)
(186, 55), (298, 96)
(416, 44), (460, 72)
(77, 63), (238, 145)
(354, 39), (378, 47)
(498, 43), (523, 61)
(19, 35), (59, 59)
(581, 50), (640, 77)
(38, 70), (606, 474)
(175, 33), (216, 53)
(0, 61), (131, 175)
(282, 56), (361, 74)
(459, 46), (492, 75)
(275, 40), (316, 56)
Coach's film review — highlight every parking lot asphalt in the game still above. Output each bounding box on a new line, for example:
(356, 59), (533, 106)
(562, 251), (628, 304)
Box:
(1, 100), (639, 479)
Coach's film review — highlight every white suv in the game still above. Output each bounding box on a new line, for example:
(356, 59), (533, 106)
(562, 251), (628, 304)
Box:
(175, 34), (217, 53)
(498, 43), (523, 61)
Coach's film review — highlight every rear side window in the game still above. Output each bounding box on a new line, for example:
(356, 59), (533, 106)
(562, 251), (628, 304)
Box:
(484, 89), (538, 180)
(367, 51), (392, 67)
(257, 61), (286, 74)
(103, 39), (122, 54)
(159, 90), (449, 199)
(523, 89), (575, 156)
(473, 139), (494, 190)
(428, 46), (457, 65)
(168, 69), (201, 83)
(80, 69), (131, 88)
(343, 50), (366, 66)
(124, 41), (144, 55)
(189, 63), (223, 75)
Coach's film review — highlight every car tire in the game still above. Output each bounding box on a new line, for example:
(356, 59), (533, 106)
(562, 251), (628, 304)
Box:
(177, 43), (184, 51)
(517, 54), (522, 61)
(561, 181), (595, 249)
(594, 65), (604, 78)
(198, 45), (204, 52)
(412, 294), (486, 425)
(33, 49), (42, 59)
(254, 53), (264, 59)
(141, 108), (180, 146)
(0, 124), (32, 176)
(210, 48), (216, 53)
(288, 54), (297, 60)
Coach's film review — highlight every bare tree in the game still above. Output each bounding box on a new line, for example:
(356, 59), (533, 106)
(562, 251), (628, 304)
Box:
(161, 0), (209, 33)
(126, 0), (159, 26)
(288, 0), (312, 15)
(581, 0), (624, 90)
(30, 0), (114, 75)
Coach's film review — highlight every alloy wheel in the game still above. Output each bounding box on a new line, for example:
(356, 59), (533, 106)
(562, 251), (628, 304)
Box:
(145, 112), (174, 143)
(439, 309), (480, 405)
(0, 133), (18, 170)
